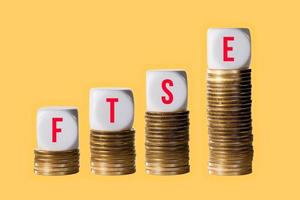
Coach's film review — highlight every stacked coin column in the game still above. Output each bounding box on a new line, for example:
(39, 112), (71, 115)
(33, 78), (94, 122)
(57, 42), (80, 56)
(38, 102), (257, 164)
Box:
(206, 28), (253, 175)
(34, 107), (80, 176)
(89, 88), (136, 175)
(145, 70), (190, 175)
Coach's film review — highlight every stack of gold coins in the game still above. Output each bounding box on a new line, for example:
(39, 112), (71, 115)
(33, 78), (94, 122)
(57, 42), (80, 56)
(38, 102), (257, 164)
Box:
(34, 149), (80, 175)
(145, 70), (190, 175)
(35, 107), (80, 176)
(89, 88), (136, 175)
(207, 28), (253, 175)
(207, 69), (253, 175)
(145, 111), (190, 175)
(90, 129), (136, 175)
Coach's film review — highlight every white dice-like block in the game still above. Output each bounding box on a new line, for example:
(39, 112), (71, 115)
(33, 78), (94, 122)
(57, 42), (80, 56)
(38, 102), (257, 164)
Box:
(90, 88), (134, 131)
(146, 70), (188, 112)
(37, 107), (78, 151)
(207, 28), (251, 69)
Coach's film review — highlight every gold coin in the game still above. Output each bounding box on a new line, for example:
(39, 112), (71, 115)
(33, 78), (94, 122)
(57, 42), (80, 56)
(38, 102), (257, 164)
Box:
(91, 157), (135, 164)
(146, 129), (189, 134)
(209, 142), (252, 148)
(207, 74), (251, 79)
(208, 164), (252, 171)
(207, 78), (251, 83)
(146, 152), (189, 157)
(146, 156), (189, 161)
(207, 85), (251, 90)
(146, 159), (189, 165)
(91, 132), (134, 137)
(146, 125), (189, 131)
(91, 168), (135, 175)
(91, 155), (135, 160)
(91, 129), (134, 133)
(207, 98), (252, 104)
(209, 137), (253, 143)
(90, 144), (134, 149)
(207, 109), (251, 115)
(208, 117), (251, 123)
(208, 165), (252, 172)
(91, 132), (134, 138)
(207, 80), (251, 87)
(91, 134), (134, 140)
(209, 123), (252, 129)
(90, 151), (135, 157)
(208, 134), (252, 139)
(207, 105), (251, 111)
(145, 117), (189, 123)
(146, 145), (189, 151)
(34, 149), (78, 154)
(146, 136), (188, 141)
(34, 170), (79, 176)
(90, 141), (134, 147)
(208, 103), (252, 108)
(34, 161), (79, 167)
(34, 166), (79, 173)
(209, 151), (253, 157)
(208, 159), (252, 165)
(208, 72), (251, 77)
(91, 166), (135, 172)
(209, 155), (253, 162)
(207, 89), (251, 94)
(209, 152), (253, 158)
(34, 153), (79, 159)
(146, 132), (189, 138)
(146, 141), (189, 147)
(209, 140), (253, 146)
(145, 162), (188, 168)
(146, 152), (188, 157)
(207, 83), (251, 89)
(90, 155), (135, 161)
(146, 111), (189, 115)
(208, 170), (252, 176)
(90, 146), (134, 150)
(146, 121), (189, 127)
(146, 165), (189, 171)
(146, 168), (190, 175)
(91, 162), (134, 168)
(91, 157), (135, 162)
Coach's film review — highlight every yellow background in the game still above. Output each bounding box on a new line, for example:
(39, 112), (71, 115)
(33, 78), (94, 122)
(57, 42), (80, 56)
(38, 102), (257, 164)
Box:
(0, 0), (299, 199)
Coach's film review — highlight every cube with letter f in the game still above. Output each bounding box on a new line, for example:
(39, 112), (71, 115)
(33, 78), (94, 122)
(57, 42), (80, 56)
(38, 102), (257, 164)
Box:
(37, 107), (78, 151)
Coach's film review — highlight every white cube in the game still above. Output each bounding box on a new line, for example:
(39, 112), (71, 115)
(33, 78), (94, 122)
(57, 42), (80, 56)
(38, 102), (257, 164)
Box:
(37, 107), (78, 151)
(90, 88), (134, 131)
(146, 70), (188, 112)
(207, 28), (251, 69)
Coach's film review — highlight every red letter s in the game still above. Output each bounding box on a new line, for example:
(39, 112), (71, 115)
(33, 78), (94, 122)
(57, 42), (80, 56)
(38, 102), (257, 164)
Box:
(161, 79), (174, 104)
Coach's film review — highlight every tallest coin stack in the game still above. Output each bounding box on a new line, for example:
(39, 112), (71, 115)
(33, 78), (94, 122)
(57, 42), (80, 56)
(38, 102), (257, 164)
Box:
(206, 28), (253, 175)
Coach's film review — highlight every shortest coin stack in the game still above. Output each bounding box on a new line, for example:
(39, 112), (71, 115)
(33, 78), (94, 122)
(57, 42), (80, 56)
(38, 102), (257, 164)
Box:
(207, 69), (253, 175)
(145, 111), (190, 175)
(34, 149), (80, 176)
(90, 129), (136, 175)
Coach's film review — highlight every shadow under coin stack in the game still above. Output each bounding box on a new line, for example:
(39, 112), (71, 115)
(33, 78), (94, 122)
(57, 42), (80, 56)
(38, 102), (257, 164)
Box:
(145, 70), (190, 175)
(89, 88), (136, 175)
(34, 107), (80, 176)
(206, 28), (253, 175)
